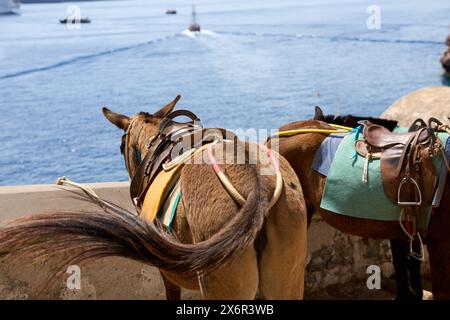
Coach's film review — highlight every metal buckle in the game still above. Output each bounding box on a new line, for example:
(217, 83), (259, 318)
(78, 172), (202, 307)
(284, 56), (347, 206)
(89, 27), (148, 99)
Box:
(146, 135), (157, 149)
(397, 176), (422, 206)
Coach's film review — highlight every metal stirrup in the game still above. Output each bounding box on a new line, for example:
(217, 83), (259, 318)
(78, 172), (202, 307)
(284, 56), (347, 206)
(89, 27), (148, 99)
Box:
(397, 176), (422, 206)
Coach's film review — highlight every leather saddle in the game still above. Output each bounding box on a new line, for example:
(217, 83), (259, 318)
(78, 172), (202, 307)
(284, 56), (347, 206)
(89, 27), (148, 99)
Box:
(129, 109), (233, 211)
(356, 120), (439, 208)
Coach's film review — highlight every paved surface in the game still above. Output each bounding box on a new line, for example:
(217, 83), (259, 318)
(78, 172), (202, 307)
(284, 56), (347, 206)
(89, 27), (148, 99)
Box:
(306, 277), (433, 300)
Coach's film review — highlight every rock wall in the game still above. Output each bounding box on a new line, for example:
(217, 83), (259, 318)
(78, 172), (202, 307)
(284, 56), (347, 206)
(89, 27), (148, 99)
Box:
(382, 86), (450, 126)
(0, 182), (400, 299)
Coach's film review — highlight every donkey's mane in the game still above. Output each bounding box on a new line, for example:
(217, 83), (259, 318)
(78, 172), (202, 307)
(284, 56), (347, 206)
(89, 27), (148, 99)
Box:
(314, 106), (399, 131)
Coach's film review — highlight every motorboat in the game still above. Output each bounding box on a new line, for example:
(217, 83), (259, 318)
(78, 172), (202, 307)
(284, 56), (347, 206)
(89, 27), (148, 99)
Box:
(0, 0), (20, 15)
(188, 5), (200, 32)
(59, 17), (91, 24)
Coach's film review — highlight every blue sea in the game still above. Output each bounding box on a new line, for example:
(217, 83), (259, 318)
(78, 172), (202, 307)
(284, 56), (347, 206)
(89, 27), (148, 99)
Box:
(1, 0), (449, 185)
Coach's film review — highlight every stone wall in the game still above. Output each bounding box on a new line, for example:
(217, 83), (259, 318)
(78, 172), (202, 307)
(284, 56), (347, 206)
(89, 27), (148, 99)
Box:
(0, 181), (402, 299)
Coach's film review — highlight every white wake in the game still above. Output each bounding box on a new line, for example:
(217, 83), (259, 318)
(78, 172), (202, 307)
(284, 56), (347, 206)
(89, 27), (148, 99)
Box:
(181, 29), (218, 38)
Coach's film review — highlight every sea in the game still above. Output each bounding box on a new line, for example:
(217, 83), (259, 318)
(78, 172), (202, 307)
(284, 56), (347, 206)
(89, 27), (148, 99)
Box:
(1, 0), (449, 185)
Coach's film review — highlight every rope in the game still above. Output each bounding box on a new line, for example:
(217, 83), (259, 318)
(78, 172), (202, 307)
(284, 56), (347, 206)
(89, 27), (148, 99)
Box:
(328, 123), (354, 131)
(273, 128), (349, 137)
(208, 141), (246, 206)
(261, 144), (283, 208)
(207, 142), (283, 209)
(56, 176), (100, 199)
(55, 176), (131, 214)
(273, 123), (352, 137)
(163, 143), (210, 171)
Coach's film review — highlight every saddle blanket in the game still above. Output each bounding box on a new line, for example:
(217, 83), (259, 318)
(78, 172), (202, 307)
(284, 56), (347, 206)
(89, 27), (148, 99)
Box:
(311, 134), (345, 176)
(139, 143), (213, 231)
(141, 164), (183, 231)
(315, 129), (450, 222)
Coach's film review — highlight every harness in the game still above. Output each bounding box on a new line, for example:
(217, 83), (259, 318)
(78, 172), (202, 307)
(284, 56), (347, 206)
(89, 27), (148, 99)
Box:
(124, 109), (283, 226)
(126, 110), (211, 209)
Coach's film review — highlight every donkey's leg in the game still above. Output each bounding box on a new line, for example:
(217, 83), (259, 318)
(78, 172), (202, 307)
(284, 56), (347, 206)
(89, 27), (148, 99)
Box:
(407, 240), (423, 300)
(160, 271), (181, 300)
(257, 179), (307, 299)
(200, 246), (259, 300)
(426, 186), (450, 299)
(390, 239), (413, 300)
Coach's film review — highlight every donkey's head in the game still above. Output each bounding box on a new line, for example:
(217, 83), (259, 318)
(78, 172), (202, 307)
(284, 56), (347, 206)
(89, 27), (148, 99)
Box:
(102, 95), (181, 178)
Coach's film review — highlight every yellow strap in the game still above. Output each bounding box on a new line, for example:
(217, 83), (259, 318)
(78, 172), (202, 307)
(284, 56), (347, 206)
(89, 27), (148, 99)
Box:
(274, 128), (349, 137)
(274, 123), (352, 137)
(141, 165), (183, 222)
(140, 143), (213, 222)
(328, 123), (353, 131)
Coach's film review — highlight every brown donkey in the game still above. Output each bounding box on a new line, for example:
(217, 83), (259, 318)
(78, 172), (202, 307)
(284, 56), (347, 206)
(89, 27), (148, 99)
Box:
(267, 119), (450, 299)
(0, 97), (307, 299)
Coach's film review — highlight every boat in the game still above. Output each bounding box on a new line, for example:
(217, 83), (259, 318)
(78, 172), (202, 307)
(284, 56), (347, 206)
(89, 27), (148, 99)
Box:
(59, 17), (91, 24)
(188, 5), (200, 32)
(0, 0), (20, 15)
(166, 9), (177, 15)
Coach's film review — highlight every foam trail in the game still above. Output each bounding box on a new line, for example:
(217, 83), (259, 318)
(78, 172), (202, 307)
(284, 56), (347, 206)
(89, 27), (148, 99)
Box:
(0, 35), (175, 81)
(214, 31), (441, 46)
(181, 29), (218, 38)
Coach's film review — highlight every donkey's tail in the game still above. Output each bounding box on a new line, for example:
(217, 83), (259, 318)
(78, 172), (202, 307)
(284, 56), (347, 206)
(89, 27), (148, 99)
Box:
(0, 169), (266, 276)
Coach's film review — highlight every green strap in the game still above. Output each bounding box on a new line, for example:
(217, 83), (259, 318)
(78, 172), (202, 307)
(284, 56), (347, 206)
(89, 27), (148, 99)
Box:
(167, 192), (181, 232)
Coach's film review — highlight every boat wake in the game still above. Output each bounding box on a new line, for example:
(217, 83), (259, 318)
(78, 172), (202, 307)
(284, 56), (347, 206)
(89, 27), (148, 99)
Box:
(0, 34), (177, 81)
(181, 29), (218, 39)
(215, 31), (442, 46)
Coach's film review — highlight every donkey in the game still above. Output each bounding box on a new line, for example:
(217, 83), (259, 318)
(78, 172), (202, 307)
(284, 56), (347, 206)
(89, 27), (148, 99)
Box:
(0, 97), (308, 300)
(313, 106), (422, 300)
(267, 116), (450, 300)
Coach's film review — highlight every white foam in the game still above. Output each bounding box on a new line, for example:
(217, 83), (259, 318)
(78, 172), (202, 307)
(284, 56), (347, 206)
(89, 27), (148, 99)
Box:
(181, 29), (197, 38)
(200, 29), (217, 36)
(181, 29), (218, 38)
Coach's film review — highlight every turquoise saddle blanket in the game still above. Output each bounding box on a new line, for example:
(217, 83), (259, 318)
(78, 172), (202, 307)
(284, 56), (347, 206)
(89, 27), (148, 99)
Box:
(317, 128), (450, 222)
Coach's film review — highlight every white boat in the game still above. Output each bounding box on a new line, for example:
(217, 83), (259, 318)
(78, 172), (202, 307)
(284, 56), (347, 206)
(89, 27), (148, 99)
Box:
(0, 0), (21, 15)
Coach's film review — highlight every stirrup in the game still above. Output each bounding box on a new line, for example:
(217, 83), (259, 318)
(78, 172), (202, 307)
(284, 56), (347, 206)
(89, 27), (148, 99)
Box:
(409, 233), (425, 261)
(397, 176), (422, 206)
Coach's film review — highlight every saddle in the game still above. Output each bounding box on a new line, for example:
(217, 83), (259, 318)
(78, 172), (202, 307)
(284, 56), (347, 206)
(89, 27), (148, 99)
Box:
(129, 109), (233, 212)
(357, 120), (440, 209)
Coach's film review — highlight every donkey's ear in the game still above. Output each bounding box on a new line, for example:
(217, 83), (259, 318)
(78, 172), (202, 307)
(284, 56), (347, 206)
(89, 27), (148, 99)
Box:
(102, 107), (130, 130)
(314, 106), (324, 120)
(154, 95), (181, 118)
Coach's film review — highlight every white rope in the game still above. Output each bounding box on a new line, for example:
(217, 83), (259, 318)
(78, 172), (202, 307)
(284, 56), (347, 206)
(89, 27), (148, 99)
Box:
(55, 176), (100, 199)
(55, 176), (134, 214)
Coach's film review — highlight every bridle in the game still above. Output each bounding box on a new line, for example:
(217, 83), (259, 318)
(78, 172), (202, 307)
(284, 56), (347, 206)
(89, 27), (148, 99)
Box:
(123, 109), (207, 208)
(122, 110), (202, 177)
(123, 117), (147, 179)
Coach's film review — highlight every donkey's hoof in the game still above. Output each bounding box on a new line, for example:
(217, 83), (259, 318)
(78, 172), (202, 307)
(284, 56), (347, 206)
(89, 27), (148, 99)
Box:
(423, 290), (433, 300)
